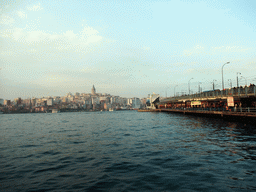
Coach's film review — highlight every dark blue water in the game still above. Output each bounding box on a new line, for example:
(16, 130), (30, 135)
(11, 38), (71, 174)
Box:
(0, 111), (256, 191)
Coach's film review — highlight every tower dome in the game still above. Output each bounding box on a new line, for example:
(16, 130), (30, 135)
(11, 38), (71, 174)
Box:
(91, 85), (96, 95)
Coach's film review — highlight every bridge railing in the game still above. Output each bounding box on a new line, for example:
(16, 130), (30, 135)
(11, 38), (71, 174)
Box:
(165, 86), (256, 102)
(165, 107), (256, 113)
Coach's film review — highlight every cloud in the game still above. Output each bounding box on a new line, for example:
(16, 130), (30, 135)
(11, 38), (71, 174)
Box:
(45, 74), (68, 83)
(143, 46), (151, 51)
(0, 51), (13, 56)
(212, 46), (249, 53)
(0, 14), (15, 25)
(0, 25), (103, 48)
(17, 11), (27, 19)
(27, 3), (43, 11)
(183, 45), (205, 56)
(80, 26), (103, 43)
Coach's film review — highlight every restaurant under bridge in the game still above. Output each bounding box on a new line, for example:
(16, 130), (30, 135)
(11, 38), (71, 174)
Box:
(139, 85), (256, 123)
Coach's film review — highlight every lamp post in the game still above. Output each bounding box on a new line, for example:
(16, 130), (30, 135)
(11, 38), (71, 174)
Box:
(222, 62), (230, 90)
(198, 82), (202, 93)
(174, 85), (178, 97)
(188, 78), (193, 95)
(165, 87), (170, 98)
(212, 79), (216, 90)
(241, 76), (247, 86)
(228, 79), (232, 88)
(237, 72), (241, 87)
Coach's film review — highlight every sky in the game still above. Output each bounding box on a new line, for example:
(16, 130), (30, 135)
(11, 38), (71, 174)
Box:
(0, 0), (256, 100)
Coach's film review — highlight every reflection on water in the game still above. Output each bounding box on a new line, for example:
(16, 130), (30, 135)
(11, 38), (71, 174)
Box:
(0, 111), (255, 191)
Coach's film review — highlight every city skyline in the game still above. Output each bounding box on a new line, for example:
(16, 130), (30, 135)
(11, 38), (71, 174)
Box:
(0, 84), (145, 113)
(1, 84), (149, 103)
(1, 84), (148, 101)
(1, 0), (256, 100)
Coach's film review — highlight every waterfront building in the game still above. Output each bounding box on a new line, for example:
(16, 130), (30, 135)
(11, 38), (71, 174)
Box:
(31, 98), (36, 106)
(147, 93), (160, 109)
(92, 103), (101, 111)
(53, 97), (61, 104)
(47, 98), (53, 106)
(157, 86), (256, 110)
(132, 97), (141, 109)
(104, 103), (112, 110)
(14, 97), (22, 105)
(62, 97), (68, 103)
(4, 100), (11, 106)
(67, 92), (73, 97)
(67, 96), (74, 102)
(22, 98), (31, 107)
(99, 96), (107, 102)
(127, 98), (133, 106)
(75, 92), (80, 98)
(92, 97), (100, 104)
(120, 97), (128, 105)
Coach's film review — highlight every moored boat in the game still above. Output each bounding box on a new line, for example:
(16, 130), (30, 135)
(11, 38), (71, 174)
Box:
(52, 109), (60, 113)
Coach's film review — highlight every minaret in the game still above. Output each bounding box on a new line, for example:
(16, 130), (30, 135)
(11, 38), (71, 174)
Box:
(91, 85), (96, 95)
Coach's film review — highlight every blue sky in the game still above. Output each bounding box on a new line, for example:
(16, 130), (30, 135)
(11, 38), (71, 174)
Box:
(0, 0), (256, 100)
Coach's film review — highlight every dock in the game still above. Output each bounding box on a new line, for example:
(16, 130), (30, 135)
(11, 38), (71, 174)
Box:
(138, 108), (256, 123)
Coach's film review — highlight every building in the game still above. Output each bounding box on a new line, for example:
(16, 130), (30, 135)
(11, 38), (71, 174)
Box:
(91, 85), (96, 95)
(4, 100), (11, 106)
(92, 97), (100, 104)
(14, 97), (22, 105)
(0, 99), (3, 105)
(75, 92), (80, 98)
(31, 98), (36, 106)
(47, 98), (53, 106)
(147, 93), (160, 109)
(132, 97), (141, 109)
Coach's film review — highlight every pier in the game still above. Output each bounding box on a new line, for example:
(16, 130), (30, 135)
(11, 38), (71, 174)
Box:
(140, 85), (256, 123)
(138, 108), (256, 124)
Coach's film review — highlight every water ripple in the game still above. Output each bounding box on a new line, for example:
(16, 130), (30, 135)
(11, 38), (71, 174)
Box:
(0, 111), (255, 191)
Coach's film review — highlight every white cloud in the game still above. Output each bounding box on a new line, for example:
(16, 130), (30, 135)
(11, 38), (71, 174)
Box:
(0, 25), (103, 46)
(79, 26), (103, 44)
(0, 51), (13, 56)
(26, 30), (47, 42)
(17, 11), (27, 19)
(64, 30), (77, 40)
(143, 46), (151, 51)
(81, 26), (99, 36)
(29, 49), (37, 53)
(183, 45), (205, 56)
(45, 74), (68, 83)
(0, 28), (24, 40)
(0, 14), (15, 25)
(27, 3), (43, 11)
(212, 46), (249, 53)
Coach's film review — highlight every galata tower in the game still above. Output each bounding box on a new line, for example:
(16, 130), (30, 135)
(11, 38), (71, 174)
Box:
(91, 85), (96, 95)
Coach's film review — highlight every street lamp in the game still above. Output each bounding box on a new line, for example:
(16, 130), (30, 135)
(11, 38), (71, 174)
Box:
(165, 87), (170, 98)
(212, 79), (217, 90)
(228, 79), (232, 88)
(198, 82), (202, 93)
(222, 62), (230, 90)
(241, 76), (247, 86)
(188, 78), (193, 95)
(237, 72), (241, 87)
(174, 85), (178, 97)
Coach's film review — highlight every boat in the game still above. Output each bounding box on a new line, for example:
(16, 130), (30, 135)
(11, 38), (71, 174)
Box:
(52, 109), (60, 113)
